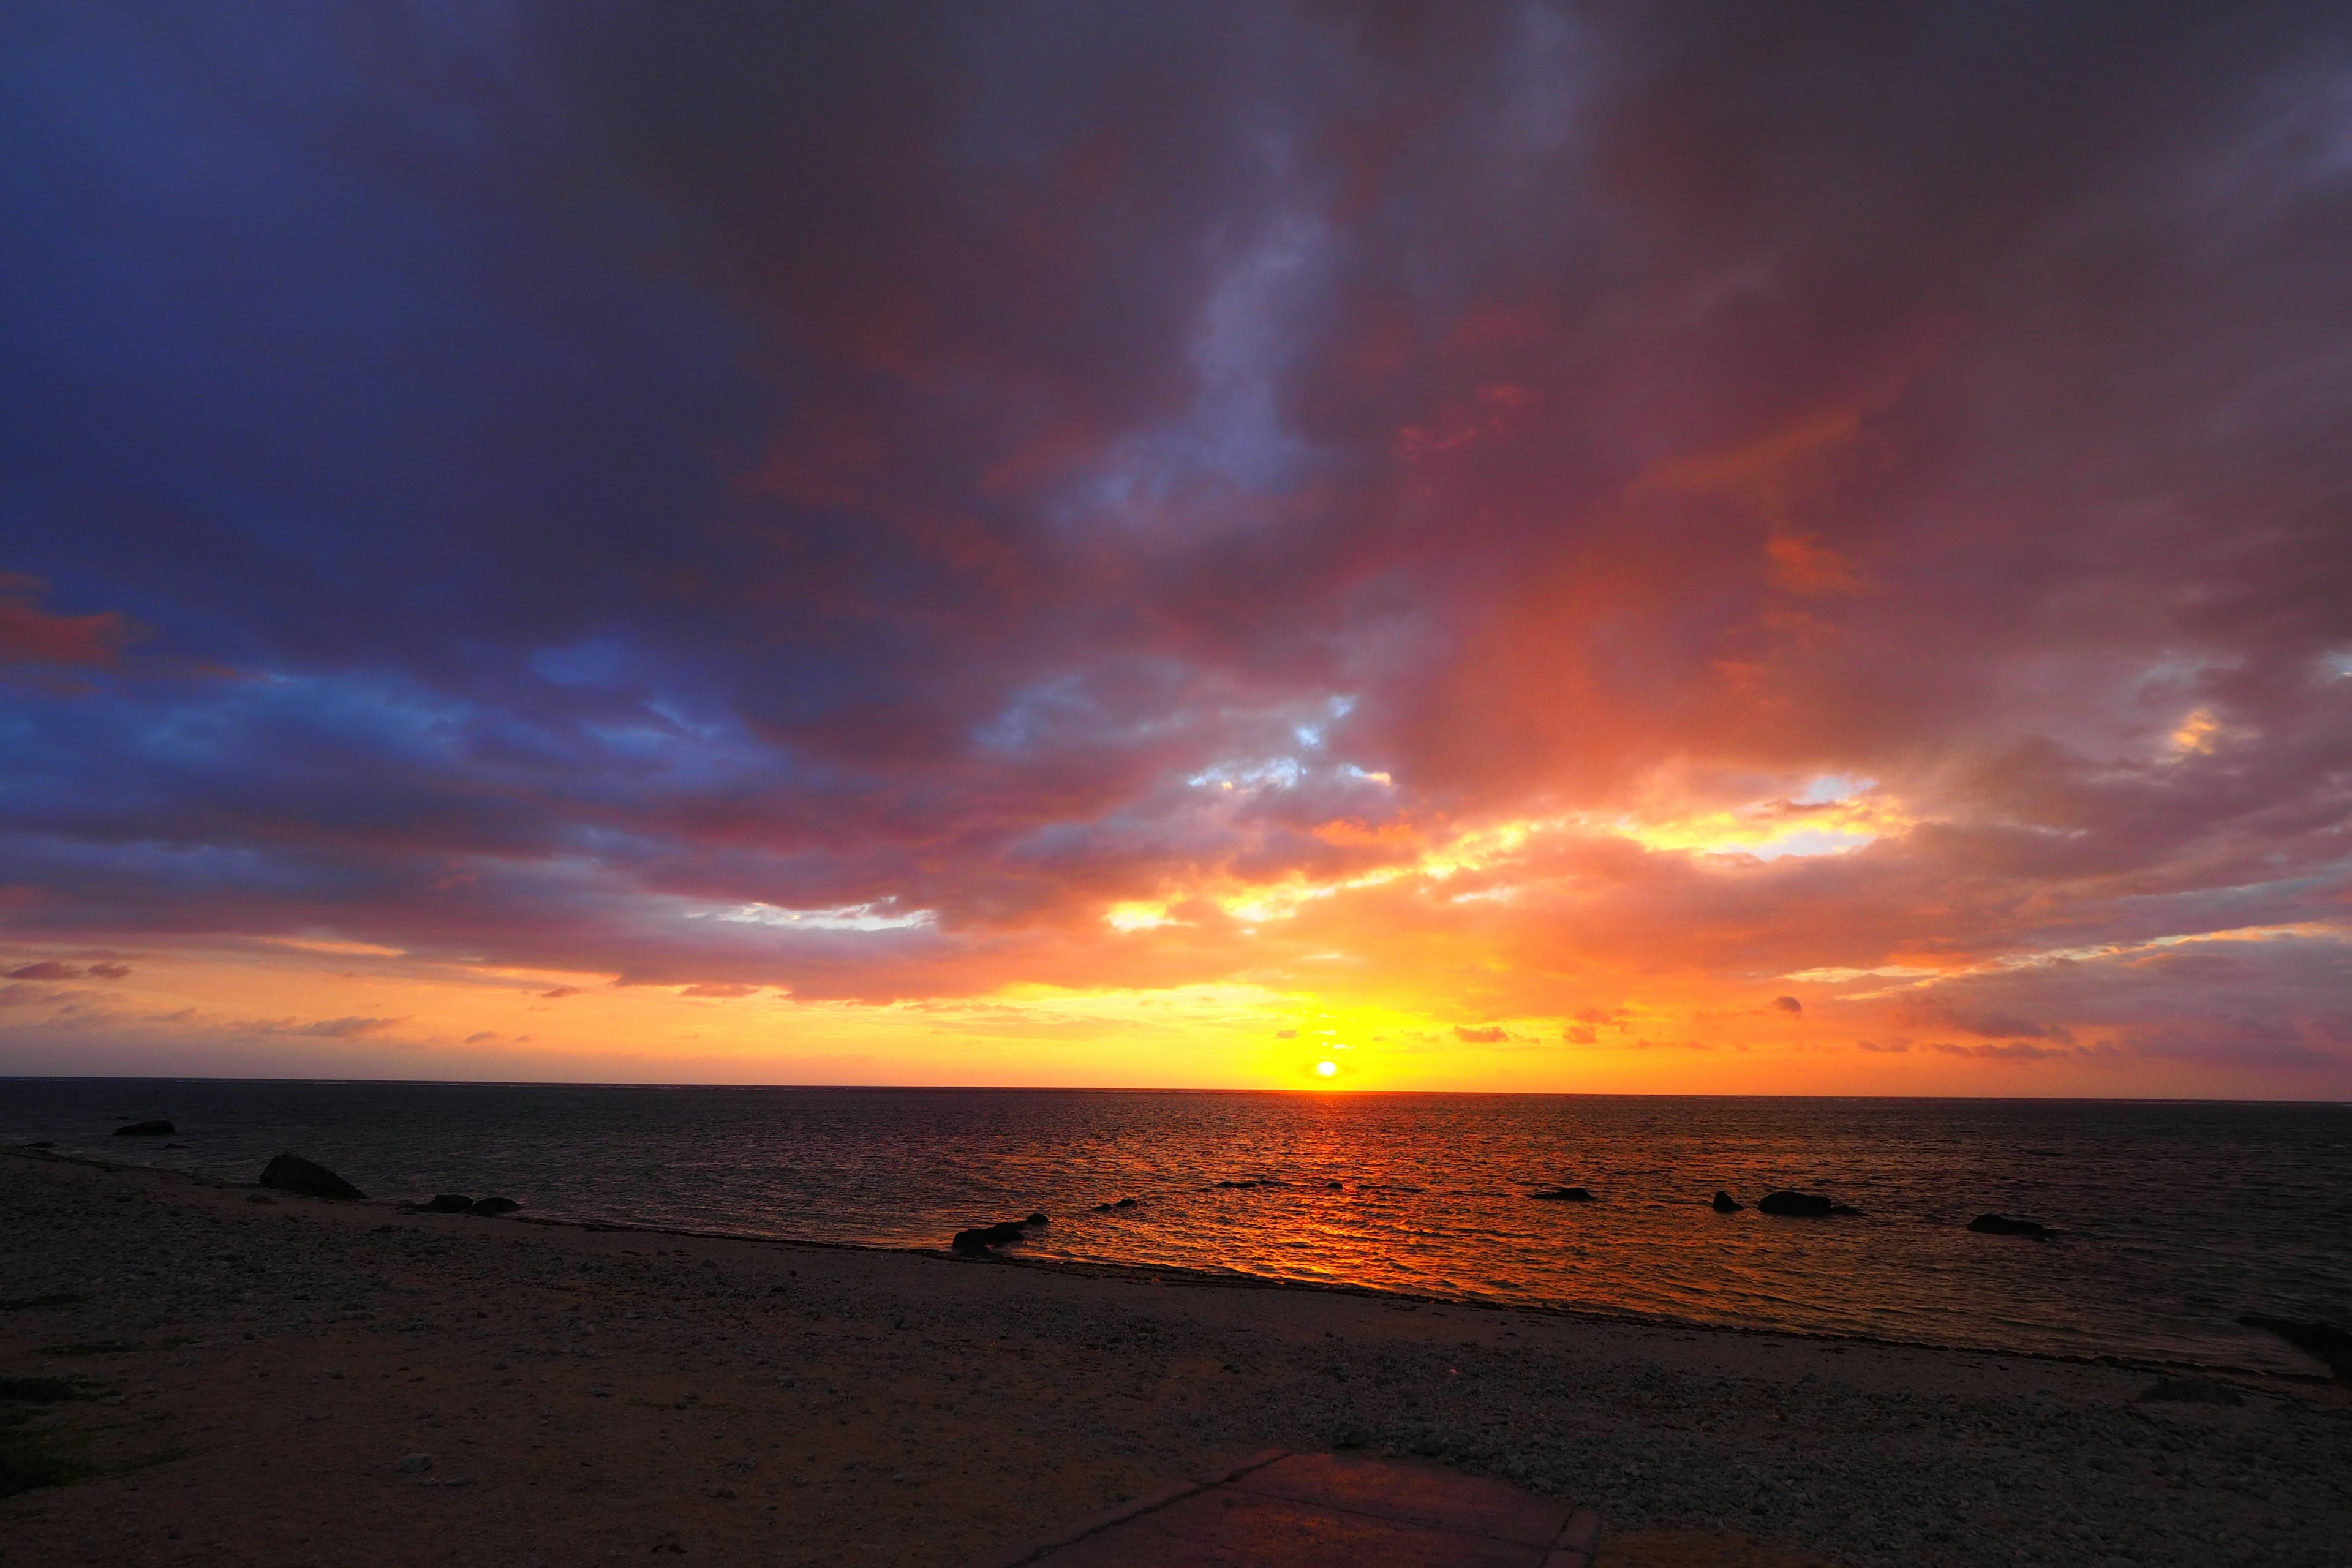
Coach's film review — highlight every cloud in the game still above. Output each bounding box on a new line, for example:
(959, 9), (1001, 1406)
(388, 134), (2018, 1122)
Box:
(0, 5), (2348, 1091)
(1453, 1025), (1509, 1044)
(464, 1030), (499, 1044)
(0, 575), (132, 666)
(85, 962), (131, 979)
(5, 962), (78, 981)
(257, 1016), (407, 1039)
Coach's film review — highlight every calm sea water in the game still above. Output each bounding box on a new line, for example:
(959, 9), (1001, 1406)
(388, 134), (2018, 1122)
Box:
(5, 1080), (2346, 1375)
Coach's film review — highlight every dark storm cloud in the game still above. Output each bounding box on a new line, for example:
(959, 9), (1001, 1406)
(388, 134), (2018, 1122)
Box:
(0, 2), (2348, 1064)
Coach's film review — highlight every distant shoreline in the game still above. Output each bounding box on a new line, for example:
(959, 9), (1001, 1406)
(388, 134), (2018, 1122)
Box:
(7, 1071), (2350, 1104)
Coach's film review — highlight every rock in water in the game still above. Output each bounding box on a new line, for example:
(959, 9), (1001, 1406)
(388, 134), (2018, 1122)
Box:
(114, 1120), (174, 1137)
(952, 1216), (1039, 1256)
(1967, 1213), (2053, 1240)
(1026, 1211), (1049, 1226)
(469, 1196), (521, 1216)
(1532, 1186), (1596, 1202)
(424, 1194), (475, 1213)
(259, 1152), (366, 1200)
(2239, 1315), (2352, 1382)
(1711, 1191), (1743, 1212)
(1758, 1189), (1845, 1217)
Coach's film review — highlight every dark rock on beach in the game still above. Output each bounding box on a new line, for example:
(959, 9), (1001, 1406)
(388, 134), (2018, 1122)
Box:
(951, 1217), (1037, 1255)
(469, 1196), (521, 1216)
(1711, 1191), (1742, 1212)
(114, 1120), (175, 1137)
(1532, 1186), (1595, 1202)
(1967, 1213), (2052, 1240)
(1758, 1189), (1860, 1217)
(424, 1194), (475, 1213)
(2239, 1314), (2352, 1381)
(258, 1152), (366, 1200)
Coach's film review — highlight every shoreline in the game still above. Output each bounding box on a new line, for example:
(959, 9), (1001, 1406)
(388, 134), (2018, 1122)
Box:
(4, 1147), (2346, 1566)
(40, 1144), (2318, 1388)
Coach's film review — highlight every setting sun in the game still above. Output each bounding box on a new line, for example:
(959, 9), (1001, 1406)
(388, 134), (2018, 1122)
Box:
(1314, 1060), (1338, 1079)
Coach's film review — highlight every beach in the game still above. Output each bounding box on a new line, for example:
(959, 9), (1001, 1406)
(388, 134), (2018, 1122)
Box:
(2, 1148), (2345, 1567)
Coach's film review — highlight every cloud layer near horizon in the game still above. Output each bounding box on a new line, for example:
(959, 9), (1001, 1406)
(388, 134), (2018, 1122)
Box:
(3, 2), (2350, 1088)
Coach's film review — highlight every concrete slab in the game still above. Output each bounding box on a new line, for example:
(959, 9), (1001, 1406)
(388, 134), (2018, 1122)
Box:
(986, 1449), (1599, 1568)
(1040, 1483), (1547, 1567)
(1232, 1452), (1574, 1547)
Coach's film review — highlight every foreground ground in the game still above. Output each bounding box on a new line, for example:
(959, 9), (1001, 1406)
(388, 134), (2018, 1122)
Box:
(1, 1149), (2345, 1567)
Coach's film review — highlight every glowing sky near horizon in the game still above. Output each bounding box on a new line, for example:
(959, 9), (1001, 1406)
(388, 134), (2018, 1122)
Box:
(3, 3), (2350, 1094)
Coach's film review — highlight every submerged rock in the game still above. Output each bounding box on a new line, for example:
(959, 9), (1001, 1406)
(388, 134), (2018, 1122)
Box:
(1091, 1197), (1140, 1212)
(259, 1152), (366, 1201)
(1711, 1191), (1743, 1213)
(469, 1196), (521, 1216)
(1758, 1189), (1860, 1217)
(1214, 1177), (1284, 1189)
(1532, 1186), (1596, 1202)
(1967, 1213), (2053, 1240)
(114, 1120), (174, 1137)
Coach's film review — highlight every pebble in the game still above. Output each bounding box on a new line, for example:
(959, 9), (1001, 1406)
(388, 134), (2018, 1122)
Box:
(398, 1454), (432, 1474)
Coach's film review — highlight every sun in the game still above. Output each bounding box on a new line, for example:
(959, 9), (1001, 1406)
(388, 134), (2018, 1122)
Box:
(1314, 1060), (1338, 1079)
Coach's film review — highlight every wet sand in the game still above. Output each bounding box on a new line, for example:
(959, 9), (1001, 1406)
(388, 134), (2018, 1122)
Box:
(2, 1148), (2345, 1566)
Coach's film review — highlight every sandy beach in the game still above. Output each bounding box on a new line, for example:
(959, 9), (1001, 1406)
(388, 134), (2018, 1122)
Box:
(2, 1148), (2345, 1567)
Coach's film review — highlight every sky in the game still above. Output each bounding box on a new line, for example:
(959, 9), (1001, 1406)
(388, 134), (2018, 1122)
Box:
(3, 2), (2350, 1096)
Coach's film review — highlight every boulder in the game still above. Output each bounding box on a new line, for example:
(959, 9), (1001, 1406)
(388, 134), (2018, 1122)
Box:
(1711, 1191), (1743, 1213)
(1967, 1213), (2052, 1240)
(1531, 1186), (1596, 1202)
(1758, 1189), (1850, 1217)
(1025, 1212), (1049, 1226)
(424, 1194), (475, 1213)
(469, 1196), (521, 1216)
(114, 1120), (174, 1137)
(259, 1153), (366, 1201)
(951, 1218), (1035, 1255)
(2239, 1315), (2352, 1382)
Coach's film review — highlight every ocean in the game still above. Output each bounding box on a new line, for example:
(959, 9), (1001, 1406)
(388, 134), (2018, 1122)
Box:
(5, 1079), (2345, 1376)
